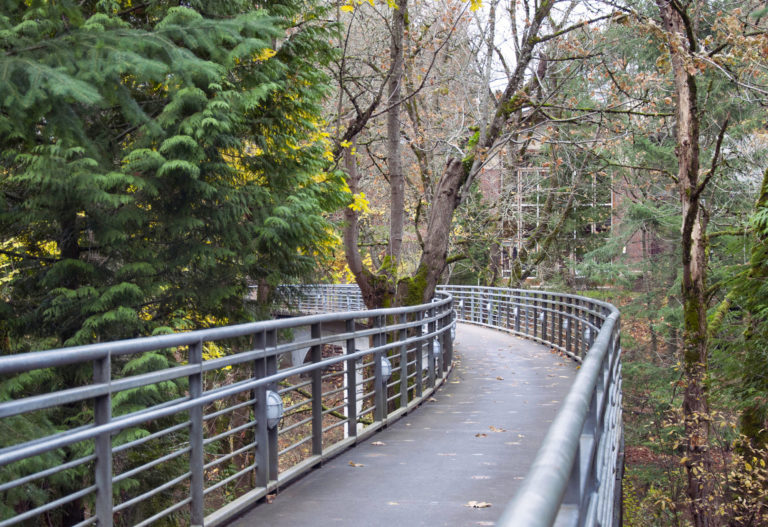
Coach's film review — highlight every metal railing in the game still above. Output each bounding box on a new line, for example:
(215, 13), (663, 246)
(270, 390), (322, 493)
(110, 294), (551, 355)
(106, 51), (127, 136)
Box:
(437, 285), (623, 527)
(0, 292), (454, 527)
(1, 284), (621, 527)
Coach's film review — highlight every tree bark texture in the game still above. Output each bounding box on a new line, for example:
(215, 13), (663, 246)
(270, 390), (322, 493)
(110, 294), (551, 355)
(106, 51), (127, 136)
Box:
(656, 2), (713, 525)
(387, 0), (407, 267)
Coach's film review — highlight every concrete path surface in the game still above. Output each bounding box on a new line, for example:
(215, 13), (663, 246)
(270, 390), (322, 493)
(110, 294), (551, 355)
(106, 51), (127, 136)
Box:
(229, 323), (577, 527)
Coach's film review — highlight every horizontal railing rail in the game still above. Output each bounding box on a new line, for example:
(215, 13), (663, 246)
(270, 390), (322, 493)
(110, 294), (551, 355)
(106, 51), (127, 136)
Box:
(0, 291), (454, 527)
(437, 285), (623, 527)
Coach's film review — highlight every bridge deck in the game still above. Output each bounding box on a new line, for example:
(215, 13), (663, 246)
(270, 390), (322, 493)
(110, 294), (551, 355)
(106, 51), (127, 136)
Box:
(228, 324), (577, 527)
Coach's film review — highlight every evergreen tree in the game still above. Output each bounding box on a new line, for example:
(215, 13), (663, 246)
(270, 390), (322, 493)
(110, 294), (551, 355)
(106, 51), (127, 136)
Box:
(0, 0), (347, 523)
(0, 0), (348, 348)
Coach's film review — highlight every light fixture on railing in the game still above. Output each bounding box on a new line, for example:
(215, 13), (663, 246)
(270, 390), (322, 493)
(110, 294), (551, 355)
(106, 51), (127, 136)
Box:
(265, 390), (283, 429)
(457, 300), (463, 309)
(486, 303), (492, 311)
(584, 327), (591, 342)
(512, 307), (518, 318)
(433, 338), (441, 358)
(450, 321), (456, 340)
(538, 312), (545, 321)
(562, 319), (569, 330)
(380, 356), (392, 383)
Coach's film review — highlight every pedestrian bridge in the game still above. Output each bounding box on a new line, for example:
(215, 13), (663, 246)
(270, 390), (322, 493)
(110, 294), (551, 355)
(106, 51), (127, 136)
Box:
(0, 285), (622, 527)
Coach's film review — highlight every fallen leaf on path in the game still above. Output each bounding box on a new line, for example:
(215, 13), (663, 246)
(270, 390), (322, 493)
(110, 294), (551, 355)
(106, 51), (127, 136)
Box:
(475, 433), (487, 438)
(387, 501), (399, 505)
(495, 376), (504, 380)
(266, 493), (276, 504)
(428, 397), (438, 402)
(489, 425), (506, 433)
(471, 475), (490, 480)
(371, 441), (386, 446)
(465, 501), (492, 508)
(349, 461), (364, 467)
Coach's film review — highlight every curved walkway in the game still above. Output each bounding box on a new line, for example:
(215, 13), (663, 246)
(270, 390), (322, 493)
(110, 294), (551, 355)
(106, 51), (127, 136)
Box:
(229, 323), (577, 526)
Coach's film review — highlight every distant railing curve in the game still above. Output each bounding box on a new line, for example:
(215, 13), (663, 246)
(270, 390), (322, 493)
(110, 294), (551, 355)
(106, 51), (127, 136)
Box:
(437, 285), (623, 527)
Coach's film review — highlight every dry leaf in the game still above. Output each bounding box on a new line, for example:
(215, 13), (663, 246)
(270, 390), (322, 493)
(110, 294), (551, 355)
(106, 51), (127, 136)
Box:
(496, 376), (504, 380)
(349, 461), (364, 467)
(475, 433), (487, 438)
(489, 425), (506, 433)
(428, 397), (437, 402)
(465, 501), (492, 508)
(266, 493), (276, 504)
(371, 441), (386, 446)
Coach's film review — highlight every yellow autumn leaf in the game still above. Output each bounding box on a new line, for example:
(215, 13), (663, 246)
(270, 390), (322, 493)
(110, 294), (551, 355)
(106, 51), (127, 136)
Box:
(255, 48), (277, 61)
(349, 192), (371, 213)
(469, 0), (482, 11)
(340, 3), (354, 11)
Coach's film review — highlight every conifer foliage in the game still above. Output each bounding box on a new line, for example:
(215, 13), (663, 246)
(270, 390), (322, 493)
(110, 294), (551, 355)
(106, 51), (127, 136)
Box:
(0, 0), (348, 347)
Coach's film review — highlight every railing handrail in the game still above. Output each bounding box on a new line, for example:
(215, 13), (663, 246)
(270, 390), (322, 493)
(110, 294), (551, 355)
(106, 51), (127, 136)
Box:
(0, 294), (451, 376)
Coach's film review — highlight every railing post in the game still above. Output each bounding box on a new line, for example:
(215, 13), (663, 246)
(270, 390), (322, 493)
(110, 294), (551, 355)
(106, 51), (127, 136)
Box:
(311, 323), (323, 455)
(542, 294), (548, 343)
(573, 298), (580, 357)
(398, 313), (408, 408)
(566, 302), (573, 354)
(253, 332), (269, 487)
(444, 305), (454, 369)
(94, 354), (113, 527)
(189, 340), (204, 527)
(345, 319), (358, 438)
(470, 288), (476, 322)
(436, 306), (445, 375)
(558, 295), (565, 349)
(524, 291), (530, 336)
(415, 311), (424, 398)
(373, 315), (386, 422)
(427, 307), (436, 388)
(505, 294), (511, 331)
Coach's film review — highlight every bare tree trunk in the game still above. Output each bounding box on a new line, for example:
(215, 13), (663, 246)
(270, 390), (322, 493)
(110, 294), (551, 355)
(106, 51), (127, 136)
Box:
(656, 2), (712, 525)
(387, 0), (407, 267)
(341, 0), (563, 308)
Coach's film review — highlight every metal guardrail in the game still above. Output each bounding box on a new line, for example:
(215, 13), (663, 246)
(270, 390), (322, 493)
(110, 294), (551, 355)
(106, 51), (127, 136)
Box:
(1, 284), (621, 527)
(436, 285), (623, 527)
(0, 291), (455, 527)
